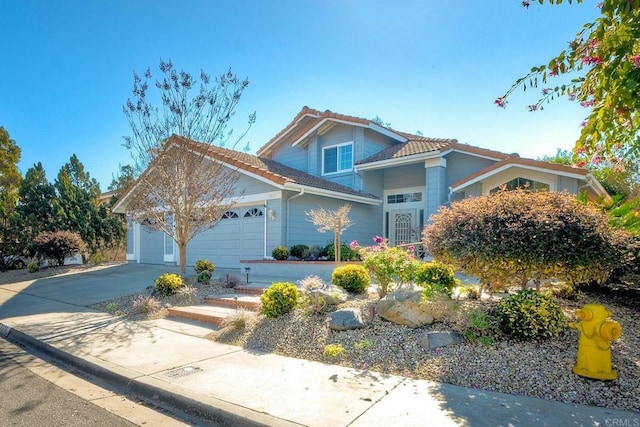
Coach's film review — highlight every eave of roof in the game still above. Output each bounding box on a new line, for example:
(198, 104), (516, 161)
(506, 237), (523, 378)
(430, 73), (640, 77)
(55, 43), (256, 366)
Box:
(450, 156), (589, 192)
(113, 134), (379, 213)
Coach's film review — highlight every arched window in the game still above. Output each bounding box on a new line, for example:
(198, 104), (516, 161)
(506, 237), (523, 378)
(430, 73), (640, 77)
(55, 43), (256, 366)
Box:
(244, 208), (264, 218)
(491, 177), (550, 193)
(221, 210), (239, 219)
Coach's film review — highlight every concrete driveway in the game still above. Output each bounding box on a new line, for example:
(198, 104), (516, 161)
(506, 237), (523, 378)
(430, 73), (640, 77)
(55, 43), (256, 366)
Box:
(0, 263), (180, 321)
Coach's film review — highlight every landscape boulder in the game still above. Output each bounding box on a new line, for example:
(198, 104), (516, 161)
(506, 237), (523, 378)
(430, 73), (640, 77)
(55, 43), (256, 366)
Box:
(329, 308), (365, 331)
(305, 284), (348, 306)
(376, 289), (441, 328)
(418, 331), (464, 350)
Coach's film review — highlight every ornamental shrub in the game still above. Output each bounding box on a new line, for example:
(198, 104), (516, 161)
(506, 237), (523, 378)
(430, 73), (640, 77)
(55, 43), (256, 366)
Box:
(260, 282), (299, 318)
(194, 259), (215, 273)
(290, 244), (311, 259)
(331, 264), (370, 294)
(194, 259), (215, 283)
(494, 290), (567, 341)
(325, 243), (358, 261)
(353, 237), (417, 297)
(272, 246), (289, 260)
(32, 231), (86, 266)
(415, 261), (458, 299)
(154, 273), (184, 296)
(424, 189), (631, 290)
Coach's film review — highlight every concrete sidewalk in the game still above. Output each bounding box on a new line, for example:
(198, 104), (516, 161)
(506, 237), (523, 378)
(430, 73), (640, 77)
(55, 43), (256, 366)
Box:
(0, 263), (638, 426)
(2, 310), (638, 427)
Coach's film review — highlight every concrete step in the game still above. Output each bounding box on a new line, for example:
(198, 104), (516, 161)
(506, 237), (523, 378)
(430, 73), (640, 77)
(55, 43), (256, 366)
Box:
(167, 305), (245, 326)
(234, 285), (268, 296)
(203, 294), (261, 310)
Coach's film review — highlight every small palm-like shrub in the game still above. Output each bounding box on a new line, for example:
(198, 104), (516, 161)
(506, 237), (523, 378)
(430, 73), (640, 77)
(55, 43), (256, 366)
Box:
(323, 343), (346, 360)
(194, 260), (215, 283)
(260, 282), (300, 318)
(332, 264), (370, 294)
(27, 261), (39, 273)
(494, 290), (567, 341)
(272, 246), (289, 260)
(416, 261), (458, 299)
(154, 273), (184, 296)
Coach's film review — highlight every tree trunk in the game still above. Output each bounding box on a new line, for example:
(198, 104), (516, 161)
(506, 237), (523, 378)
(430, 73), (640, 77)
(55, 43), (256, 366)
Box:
(178, 241), (187, 276)
(334, 234), (340, 265)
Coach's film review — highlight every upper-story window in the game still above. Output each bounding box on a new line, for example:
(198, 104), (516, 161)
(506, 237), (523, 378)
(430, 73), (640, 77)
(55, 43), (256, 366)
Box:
(322, 142), (353, 175)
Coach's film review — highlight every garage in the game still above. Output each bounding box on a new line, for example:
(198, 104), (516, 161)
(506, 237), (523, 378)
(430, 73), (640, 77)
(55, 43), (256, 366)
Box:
(186, 206), (265, 269)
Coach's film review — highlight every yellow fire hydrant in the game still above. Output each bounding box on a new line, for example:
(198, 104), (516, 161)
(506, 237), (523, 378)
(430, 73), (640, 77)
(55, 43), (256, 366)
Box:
(569, 304), (621, 380)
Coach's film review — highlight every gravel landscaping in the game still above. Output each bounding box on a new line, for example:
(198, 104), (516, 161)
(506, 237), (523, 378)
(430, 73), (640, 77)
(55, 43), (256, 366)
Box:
(3, 265), (638, 413)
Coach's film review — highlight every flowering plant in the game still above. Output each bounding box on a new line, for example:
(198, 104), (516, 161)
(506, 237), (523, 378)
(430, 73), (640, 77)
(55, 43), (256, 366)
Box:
(350, 237), (418, 297)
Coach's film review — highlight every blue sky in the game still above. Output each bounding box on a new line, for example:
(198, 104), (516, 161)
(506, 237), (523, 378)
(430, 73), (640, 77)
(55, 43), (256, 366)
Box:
(1, 1), (601, 190)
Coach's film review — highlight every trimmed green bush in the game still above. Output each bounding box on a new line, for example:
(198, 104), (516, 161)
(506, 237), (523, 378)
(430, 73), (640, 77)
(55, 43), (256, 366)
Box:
(332, 264), (370, 294)
(272, 246), (289, 261)
(290, 244), (311, 259)
(154, 273), (184, 296)
(260, 282), (299, 318)
(494, 290), (567, 341)
(325, 243), (358, 261)
(416, 261), (458, 298)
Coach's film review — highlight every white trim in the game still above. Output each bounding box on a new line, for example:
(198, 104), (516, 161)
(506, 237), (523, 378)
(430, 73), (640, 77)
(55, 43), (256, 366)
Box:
(322, 141), (353, 176)
(368, 123), (407, 142)
(355, 151), (441, 171)
(383, 187), (426, 209)
(441, 147), (505, 162)
(256, 112), (320, 156)
(233, 191), (281, 206)
(451, 163), (587, 193)
(481, 171), (556, 195)
(424, 157), (446, 168)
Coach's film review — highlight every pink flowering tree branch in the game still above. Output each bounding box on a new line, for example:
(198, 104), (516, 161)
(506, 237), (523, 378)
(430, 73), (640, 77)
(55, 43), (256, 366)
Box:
(498, 0), (640, 167)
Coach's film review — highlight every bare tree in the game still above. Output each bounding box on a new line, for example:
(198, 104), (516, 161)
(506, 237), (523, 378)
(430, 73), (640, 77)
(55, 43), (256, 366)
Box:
(123, 136), (241, 274)
(121, 59), (254, 274)
(306, 204), (353, 264)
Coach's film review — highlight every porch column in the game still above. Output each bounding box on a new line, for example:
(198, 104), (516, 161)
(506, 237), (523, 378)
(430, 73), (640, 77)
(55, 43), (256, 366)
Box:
(424, 158), (447, 221)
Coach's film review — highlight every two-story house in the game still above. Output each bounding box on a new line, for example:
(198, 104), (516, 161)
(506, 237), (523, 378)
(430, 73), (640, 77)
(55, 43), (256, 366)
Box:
(114, 106), (608, 269)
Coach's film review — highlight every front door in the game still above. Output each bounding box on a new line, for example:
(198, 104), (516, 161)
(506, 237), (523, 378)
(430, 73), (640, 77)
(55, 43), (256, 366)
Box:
(389, 209), (415, 246)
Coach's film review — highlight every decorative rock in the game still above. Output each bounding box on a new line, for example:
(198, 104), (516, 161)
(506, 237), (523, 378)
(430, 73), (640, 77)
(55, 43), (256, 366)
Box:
(376, 289), (435, 328)
(329, 308), (365, 331)
(305, 285), (348, 306)
(419, 331), (465, 350)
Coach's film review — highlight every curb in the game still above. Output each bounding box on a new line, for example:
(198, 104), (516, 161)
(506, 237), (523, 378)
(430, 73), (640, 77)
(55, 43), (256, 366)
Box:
(1, 322), (300, 427)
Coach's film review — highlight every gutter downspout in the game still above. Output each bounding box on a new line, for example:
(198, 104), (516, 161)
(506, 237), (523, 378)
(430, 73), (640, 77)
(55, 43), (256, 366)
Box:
(285, 189), (305, 248)
(263, 200), (268, 259)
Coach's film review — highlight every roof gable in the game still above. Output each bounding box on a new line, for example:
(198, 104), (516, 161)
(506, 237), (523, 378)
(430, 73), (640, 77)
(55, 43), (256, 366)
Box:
(257, 107), (406, 157)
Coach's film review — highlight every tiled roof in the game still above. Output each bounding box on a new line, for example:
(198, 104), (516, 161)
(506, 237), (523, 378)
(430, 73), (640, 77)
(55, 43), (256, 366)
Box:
(176, 136), (379, 200)
(356, 134), (456, 165)
(257, 107), (379, 156)
(450, 155), (588, 190)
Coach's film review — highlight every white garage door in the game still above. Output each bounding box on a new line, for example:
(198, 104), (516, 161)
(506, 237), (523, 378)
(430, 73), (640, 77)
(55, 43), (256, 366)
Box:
(186, 206), (265, 268)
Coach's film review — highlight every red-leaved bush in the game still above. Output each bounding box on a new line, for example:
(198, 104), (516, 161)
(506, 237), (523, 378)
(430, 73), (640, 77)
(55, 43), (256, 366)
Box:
(423, 189), (633, 290)
(33, 231), (86, 266)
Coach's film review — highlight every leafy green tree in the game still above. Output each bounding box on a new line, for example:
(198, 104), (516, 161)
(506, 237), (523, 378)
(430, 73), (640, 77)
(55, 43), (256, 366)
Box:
(541, 148), (639, 198)
(18, 162), (57, 249)
(499, 1), (640, 165)
(121, 59), (255, 274)
(0, 127), (23, 269)
(54, 155), (103, 254)
(107, 164), (134, 201)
